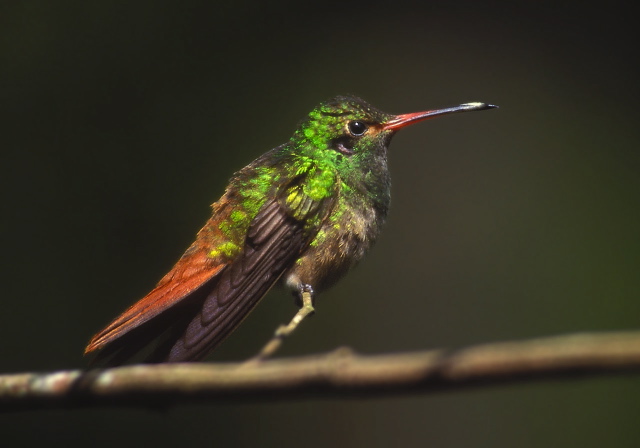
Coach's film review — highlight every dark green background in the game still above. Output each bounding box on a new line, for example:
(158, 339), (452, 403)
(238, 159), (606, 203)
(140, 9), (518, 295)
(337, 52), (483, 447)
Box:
(2, 1), (639, 446)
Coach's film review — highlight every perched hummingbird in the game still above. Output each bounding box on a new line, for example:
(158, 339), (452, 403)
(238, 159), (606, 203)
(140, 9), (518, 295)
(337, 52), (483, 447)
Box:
(85, 96), (496, 365)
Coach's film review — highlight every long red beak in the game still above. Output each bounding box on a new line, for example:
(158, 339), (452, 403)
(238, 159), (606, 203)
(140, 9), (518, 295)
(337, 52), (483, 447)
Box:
(383, 102), (497, 131)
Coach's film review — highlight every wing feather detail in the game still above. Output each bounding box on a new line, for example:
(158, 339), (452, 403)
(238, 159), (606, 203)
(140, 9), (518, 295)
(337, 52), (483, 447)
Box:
(165, 183), (335, 362)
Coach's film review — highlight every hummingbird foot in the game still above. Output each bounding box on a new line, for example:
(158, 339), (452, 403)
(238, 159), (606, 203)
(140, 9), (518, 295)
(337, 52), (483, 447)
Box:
(248, 287), (316, 362)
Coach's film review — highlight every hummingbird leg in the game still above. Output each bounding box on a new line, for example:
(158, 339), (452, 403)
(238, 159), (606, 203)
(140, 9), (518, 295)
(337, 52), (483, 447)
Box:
(249, 284), (316, 362)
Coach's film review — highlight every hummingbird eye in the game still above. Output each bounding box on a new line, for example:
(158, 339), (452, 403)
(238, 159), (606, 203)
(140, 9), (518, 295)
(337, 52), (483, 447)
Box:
(348, 121), (368, 136)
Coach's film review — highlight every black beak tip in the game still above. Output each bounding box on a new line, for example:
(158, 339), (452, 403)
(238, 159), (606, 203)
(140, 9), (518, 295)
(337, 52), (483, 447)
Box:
(461, 102), (499, 111)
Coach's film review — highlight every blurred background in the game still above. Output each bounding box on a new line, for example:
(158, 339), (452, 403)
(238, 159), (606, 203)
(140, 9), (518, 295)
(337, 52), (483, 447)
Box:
(2, 1), (639, 446)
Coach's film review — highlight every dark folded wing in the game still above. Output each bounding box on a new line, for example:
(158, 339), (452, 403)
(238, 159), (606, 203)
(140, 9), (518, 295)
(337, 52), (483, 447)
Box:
(164, 185), (333, 362)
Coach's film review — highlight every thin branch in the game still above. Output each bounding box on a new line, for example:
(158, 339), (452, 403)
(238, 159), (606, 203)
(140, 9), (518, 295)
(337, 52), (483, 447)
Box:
(2, 330), (640, 412)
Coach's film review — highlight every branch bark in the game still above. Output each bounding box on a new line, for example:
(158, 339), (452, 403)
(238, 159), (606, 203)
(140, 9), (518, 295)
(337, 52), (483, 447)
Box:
(2, 330), (640, 412)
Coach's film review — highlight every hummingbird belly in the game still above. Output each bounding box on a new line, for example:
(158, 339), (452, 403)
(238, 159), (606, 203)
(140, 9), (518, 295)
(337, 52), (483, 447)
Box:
(284, 202), (385, 294)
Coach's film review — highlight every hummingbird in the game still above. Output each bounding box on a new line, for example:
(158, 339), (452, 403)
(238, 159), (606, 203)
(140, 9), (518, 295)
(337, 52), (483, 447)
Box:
(85, 96), (496, 365)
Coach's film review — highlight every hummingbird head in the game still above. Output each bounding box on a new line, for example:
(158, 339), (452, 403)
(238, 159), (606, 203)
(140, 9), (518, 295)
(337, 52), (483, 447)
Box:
(294, 95), (497, 160)
(295, 96), (394, 158)
(286, 95), (497, 203)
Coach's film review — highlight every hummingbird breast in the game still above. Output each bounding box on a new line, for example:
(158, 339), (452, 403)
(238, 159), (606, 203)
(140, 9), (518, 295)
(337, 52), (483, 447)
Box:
(284, 173), (391, 294)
